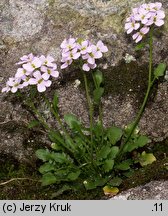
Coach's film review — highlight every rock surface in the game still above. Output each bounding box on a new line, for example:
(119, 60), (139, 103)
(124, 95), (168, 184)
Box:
(0, 0), (168, 161)
(110, 180), (168, 200)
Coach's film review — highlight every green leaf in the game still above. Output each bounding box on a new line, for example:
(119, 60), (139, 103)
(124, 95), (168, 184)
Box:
(74, 136), (86, 154)
(27, 120), (40, 129)
(103, 159), (114, 172)
(107, 126), (123, 145)
(67, 170), (81, 181)
(97, 145), (111, 160)
(53, 93), (59, 112)
(83, 181), (97, 190)
(36, 149), (50, 162)
(136, 135), (150, 147)
(103, 186), (119, 196)
(115, 159), (132, 171)
(123, 170), (134, 177)
(124, 123), (139, 136)
(48, 131), (64, 145)
(109, 177), (122, 186)
(93, 70), (103, 87)
(36, 149), (72, 164)
(135, 42), (146, 51)
(154, 63), (166, 79)
(124, 135), (150, 152)
(93, 87), (104, 104)
(39, 163), (55, 174)
(51, 143), (63, 151)
(41, 172), (57, 186)
(108, 146), (119, 159)
(64, 114), (81, 130)
(51, 185), (72, 198)
(50, 152), (72, 164)
(83, 178), (107, 190)
(93, 122), (103, 138)
(139, 151), (156, 167)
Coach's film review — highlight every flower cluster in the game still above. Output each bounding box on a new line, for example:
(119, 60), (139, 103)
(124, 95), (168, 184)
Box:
(125, 2), (165, 43)
(60, 37), (108, 71)
(2, 54), (59, 93)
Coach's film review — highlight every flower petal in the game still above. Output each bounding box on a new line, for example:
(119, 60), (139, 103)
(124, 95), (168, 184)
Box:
(23, 63), (34, 72)
(15, 68), (25, 78)
(82, 64), (90, 71)
(94, 51), (103, 59)
(87, 57), (95, 65)
(29, 78), (37, 85)
(11, 87), (18, 93)
(32, 57), (42, 68)
(136, 35), (142, 43)
(155, 19), (164, 26)
(73, 52), (80, 59)
(37, 84), (46, 92)
(33, 71), (42, 80)
(45, 80), (52, 87)
(51, 71), (59, 78)
(127, 27), (134, 34)
(42, 72), (50, 80)
(61, 63), (68, 69)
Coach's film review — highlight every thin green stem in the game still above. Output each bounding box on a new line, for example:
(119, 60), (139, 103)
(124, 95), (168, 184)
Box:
(83, 72), (94, 164)
(43, 95), (92, 163)
(26, 101), (50, 130)
(91, 72), (104, 143)
(43, 96), (74, 142)
(117, 28), (154, 160)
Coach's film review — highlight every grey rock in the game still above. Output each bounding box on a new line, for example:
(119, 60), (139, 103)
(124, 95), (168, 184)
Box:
(110, 180), (168, 200)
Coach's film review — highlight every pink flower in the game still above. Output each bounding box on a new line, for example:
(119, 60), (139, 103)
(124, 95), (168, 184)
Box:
(41, 66), (59, 80)
(142, 3), (156, 12)
(1, 84), (11, 93)
(2, 54), (58, 94)
(78, 40), (89, 55)
(153, 2), (162, 11)
(39, 55), (55, 67)
(96, 40), (108, 53)
(61, 59), (73, 69)
(85, 45), (103, 64)
(62, 48), (80, 60)
(60, 37), (108, 72)
(60, 38), (77, 53)
(15, 68), (31, 79)
(23, 57), (42, 72)
(17, 53), (34, 65)
(134, 8), (152, 24)
(61, 47), (80, 69)
(132, 26), (150, 43)
(125, 2), (165, 42)
(22, 76), (31, 87)
(82, 63), (97, 72)
(147, 10), (165, 26)
(29, 71), (51, 92)
(7, 77), (23, 93)
(125, 18), (140, 34)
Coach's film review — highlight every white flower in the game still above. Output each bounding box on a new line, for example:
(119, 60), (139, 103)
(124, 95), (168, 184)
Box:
(124, 53), (136, 63)
(74, 79), (81, 88)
